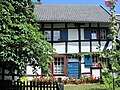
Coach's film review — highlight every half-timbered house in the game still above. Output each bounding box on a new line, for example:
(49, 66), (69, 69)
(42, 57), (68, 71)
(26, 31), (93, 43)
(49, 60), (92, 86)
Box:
(27, 3), (113, 79)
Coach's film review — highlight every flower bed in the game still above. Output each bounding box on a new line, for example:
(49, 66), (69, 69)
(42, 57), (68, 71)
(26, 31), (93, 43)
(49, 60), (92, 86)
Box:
(31, 74), (100, 85)
(62, 74), (100, 85)
(32, 76), (57, 83)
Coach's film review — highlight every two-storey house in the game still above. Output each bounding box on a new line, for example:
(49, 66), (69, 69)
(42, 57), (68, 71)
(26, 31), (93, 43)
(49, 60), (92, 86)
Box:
(26, 3), (112, 79)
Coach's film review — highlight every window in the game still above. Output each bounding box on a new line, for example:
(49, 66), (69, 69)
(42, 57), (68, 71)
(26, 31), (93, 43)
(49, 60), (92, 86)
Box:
(84, 55), (92, 68)
(53, 31), (61, 41)
(91, 29), (97, 39)
(92, 55), (100, 67)
(102, 58), (109, 67)
(100, 29), (106, 39)
(44, 31), (51, 41)
(84, 29), (91, 39)
(44, 30), (61, 41)
(52, 56), (66, 75)
(84, 29), (97, 39)
(54, 58), (64, 74)
(85, 55), (101, 68)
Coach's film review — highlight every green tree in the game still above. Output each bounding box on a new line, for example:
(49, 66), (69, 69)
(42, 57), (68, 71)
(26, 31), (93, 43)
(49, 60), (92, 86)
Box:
(99, 0), (120, 90)
(0, 0), (55, 76)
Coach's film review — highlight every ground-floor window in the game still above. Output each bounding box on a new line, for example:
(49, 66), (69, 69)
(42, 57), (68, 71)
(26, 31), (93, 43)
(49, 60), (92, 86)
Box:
(52, 55), (66, 75)
(92, 55), (100, 67)
(84, 55), (101, 68)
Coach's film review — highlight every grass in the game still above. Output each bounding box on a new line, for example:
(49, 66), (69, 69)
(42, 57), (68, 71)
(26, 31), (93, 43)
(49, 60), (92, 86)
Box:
(64, 84), (120, 90)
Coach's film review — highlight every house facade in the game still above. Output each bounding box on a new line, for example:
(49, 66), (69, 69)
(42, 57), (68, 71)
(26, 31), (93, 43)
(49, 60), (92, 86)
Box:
(28, 3), (112, 78)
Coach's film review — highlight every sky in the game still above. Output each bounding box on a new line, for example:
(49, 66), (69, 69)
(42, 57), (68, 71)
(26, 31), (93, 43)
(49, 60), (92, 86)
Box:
(32, 0), (120, 14)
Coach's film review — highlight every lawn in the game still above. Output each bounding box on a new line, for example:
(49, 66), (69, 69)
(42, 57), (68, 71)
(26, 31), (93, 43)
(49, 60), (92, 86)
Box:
(64, 84), (120, 90)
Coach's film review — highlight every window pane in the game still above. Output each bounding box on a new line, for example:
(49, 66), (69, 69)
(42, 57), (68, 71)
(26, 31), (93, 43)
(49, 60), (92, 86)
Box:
(53, 31), (60, 41)
(91, 29), (97, 39)
(84, 55), (92, 68)
(84, 29), (91, 39)
(100, 29), (106, 39)
(44, 31), (51, 41)
(53, 57), (64, 74)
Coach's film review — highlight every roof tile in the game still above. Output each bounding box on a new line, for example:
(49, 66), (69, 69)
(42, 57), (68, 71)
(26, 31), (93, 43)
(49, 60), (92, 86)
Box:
(34, 4), (110, 23)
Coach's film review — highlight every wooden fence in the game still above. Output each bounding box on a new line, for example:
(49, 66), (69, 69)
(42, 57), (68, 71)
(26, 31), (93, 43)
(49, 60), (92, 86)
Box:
(0, 80), (63, 90)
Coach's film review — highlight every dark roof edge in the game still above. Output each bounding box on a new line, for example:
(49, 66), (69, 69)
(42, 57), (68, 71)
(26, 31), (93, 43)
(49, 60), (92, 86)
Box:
(100, 5), (110, 15)
(37, 21), (111, 23)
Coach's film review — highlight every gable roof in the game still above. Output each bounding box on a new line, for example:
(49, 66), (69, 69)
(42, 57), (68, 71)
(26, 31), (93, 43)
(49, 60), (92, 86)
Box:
(34, 4), (110, 23)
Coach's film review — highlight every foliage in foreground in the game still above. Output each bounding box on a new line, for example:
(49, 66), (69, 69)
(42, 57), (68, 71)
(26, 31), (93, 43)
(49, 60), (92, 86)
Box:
(0, 0), (55, 76)
(98, 0), (120, 90)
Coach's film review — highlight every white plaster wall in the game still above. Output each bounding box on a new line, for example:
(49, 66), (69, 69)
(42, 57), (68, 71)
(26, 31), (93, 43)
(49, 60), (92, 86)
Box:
(81, 56), (84, 63)
(80, 28), (84, 40)
(107, 41), (112, 50)
(68, 29), (78, 40)
(91, 23), (97, 27)
(26, 66), (41, 75)
(67, 42), (79, 53)
(92, 69), (100, 78)
(68, 58), (79, 62)
(81, 57), (90, 73)
(53, 23), (65, 28)
(44, 24), (51, 28)
(81, 64), (90, 73)
(100, 41), (106, 51)
(53, 43), (65, 54)
(67, 23), (75, 28)
(80, 23), (89, 27)
(81, 42), (90, 52)
(100, 23), (110, 27)
(92, 41), (99, 52)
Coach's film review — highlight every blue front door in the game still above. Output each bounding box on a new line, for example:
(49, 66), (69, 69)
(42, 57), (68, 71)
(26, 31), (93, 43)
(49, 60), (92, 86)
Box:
(68, 62), (79, 78)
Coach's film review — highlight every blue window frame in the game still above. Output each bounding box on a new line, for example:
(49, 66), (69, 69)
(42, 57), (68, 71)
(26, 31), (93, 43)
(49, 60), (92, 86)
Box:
(84, 55), (92, 68)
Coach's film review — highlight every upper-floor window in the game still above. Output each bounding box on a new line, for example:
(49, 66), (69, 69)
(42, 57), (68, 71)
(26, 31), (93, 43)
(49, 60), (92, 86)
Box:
(100, 29), (106, 39)
(44, 31), (51, 41)
(44, 29), (68, 41)
(53, 31), (61, 41)
(44, 30), (61, 41)
(84, 28), (107, 40)
(91, 29), (97, 39)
